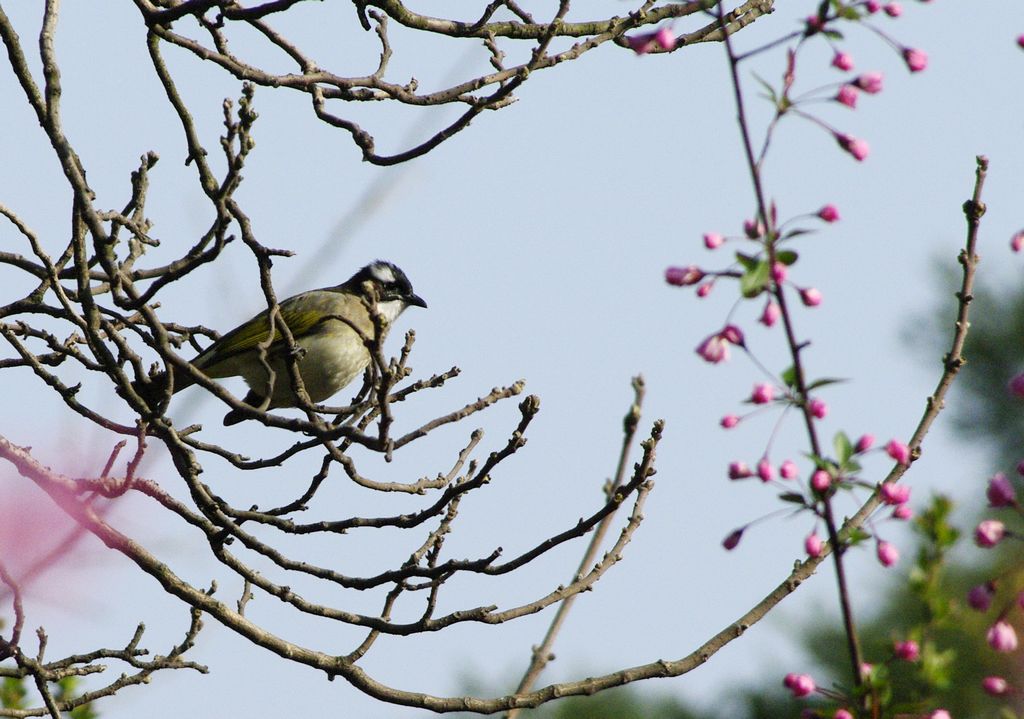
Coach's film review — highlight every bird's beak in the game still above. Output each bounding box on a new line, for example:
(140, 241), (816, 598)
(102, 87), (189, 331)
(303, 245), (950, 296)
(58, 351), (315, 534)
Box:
(407, 293), (427, 309)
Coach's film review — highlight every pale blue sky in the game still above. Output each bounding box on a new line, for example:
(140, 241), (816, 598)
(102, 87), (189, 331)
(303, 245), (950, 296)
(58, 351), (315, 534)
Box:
(1, 2), (1022, 717)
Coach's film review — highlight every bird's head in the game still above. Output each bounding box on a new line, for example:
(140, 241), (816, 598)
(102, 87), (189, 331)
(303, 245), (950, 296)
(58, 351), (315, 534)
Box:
(345, 260), (427, 322)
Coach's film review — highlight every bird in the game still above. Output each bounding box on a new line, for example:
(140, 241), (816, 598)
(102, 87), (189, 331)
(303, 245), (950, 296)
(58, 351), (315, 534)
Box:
(137, 260), (426, 425)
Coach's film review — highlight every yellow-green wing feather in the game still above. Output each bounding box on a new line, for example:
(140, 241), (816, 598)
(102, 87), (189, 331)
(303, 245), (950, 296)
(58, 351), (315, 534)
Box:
(195, 295), (326, 371)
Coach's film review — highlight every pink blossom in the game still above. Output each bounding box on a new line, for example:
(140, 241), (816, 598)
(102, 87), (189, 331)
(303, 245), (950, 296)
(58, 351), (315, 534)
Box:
(987, 620), (1018, 652)
(783, 672), (816, 697)
(876, 540), (899, 567)
(834, 710), (854, 719)
(836, 84), (859, 108)
(695, 334), (729, 364)
(929, 712), (951, 719)
(804, 14), (824, 34)
(771, 261), (787, 284)
(1011, 230), (1024, 252)
(751, 383), (775, 404)
(886, 439), (910, 466)
(1018, 35), (1024, 50)
(811, 469), (832, 492)
(666, 265), (704, 286)
(831, 51), (854, 71)
(854, 72), (884, 94)
(894, 639), (920, 661)
(982, 676), (1009, 696)
(743, 218), (765, 239)
(720, 324), (745, 346)
(759, 299), (781, 327)
(903, 47), (928, 72)
(1009, 373), (1024, 398)
(987, 473), (1017, 507)
(975, 519), (1006, 548)
(654, 27), (676, 50)
(880, 483), (910, 505)
(967, 583), (995, 612)
(855, 433), (875, 453)
(703, 232), (725, 249)
(835, 132), (870, 161)
(729, 461), (753, 480)
(805, 531), (823, 558)
(808, 398), (828, 419)
(892, 504), (913, 520)
(865, 0), (881, 12)
(817, 204), (841, 222)
(757, 459), (775, 483)
(720, 414), (740, 429)
(800, 287), (823, 307)
(883, 2), (902, 17)
(722, 527), (744, 550)
(696, 282), (713, 298)
(627, 29), (674, 55)
(780, 460), (798, 480)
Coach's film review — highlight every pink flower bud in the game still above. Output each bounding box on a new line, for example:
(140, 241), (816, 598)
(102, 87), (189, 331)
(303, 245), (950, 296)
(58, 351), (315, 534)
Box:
(865, 0), (881, 12)
(744, 218), (765, 239)
(860, 662), (874, 679)
(817, 204), (841, 222)
(929, 711), (951, 719)
(805, 531), (823, 558)
(883, 2), (902, 17)
(835, 132), (870, 161)
(804, 15), (824, 33)
(892, 504), (913, 520)
(780, 460), (798, 480)
(720, 414), (740, 429)
(876, 540), (899, 567)
(808, 398), (828, 419)
(703, 232), (725, 249)
(626, 33), (657, 55)
(696, 282), (713, 298)
(854, 72), (884, 94)
(757, 459), (775, 483)
(987, 473), (1017, 507)
(654, 26), (676, 50)
(855, 433), (875, 453)
(800, 287), (823, 307)
(783, 672), (816, 697)
(751, 383), (775, 404)
(695, 333), (729, 364)
(894, 639), (920, 661)
(880, 483), (910, 505)
(967, 583), (995, 612)
(771, 261), (788, 284)
(885, 439), (910, 466)
(831, 51), (854, 71)
(729, 461), (753, 480)
(1009, 373), (1024, 398)
(1011, 230), (1024, 252)
(835, 710), (854, 719)
(666, 265), (704, 286)
(982, 676), (1009, 696)
(722, 527), (744, 550)
(720, 324), (745, 346)
(759, 299), (781, 327)
(975, 519), (1006, 548)
(987, 620), (1018, 652)
(811, 469), (832, 492)
(836, 84), (859, 108)
(902, 47), (928, 72)
(1018, 35), (1024, 50)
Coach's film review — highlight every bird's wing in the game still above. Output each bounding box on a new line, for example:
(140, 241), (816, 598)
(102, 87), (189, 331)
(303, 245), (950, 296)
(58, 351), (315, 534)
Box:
(194, 296), (326, 369)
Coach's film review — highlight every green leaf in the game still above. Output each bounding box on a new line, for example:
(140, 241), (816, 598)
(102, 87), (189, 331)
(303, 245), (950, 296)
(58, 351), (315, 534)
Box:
(778, 492), (808, 505)
(776, 249), (800, 264)
(833, 431), (853, 464)
(781, 366), (798, 389)
(806, 377), (845, 391)
(740, 260), (770, 298)
(735, 251), (758, 271)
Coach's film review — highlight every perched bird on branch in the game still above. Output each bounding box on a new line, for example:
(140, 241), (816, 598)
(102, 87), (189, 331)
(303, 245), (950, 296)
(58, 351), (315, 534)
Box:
(135, 260), (426, 425)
